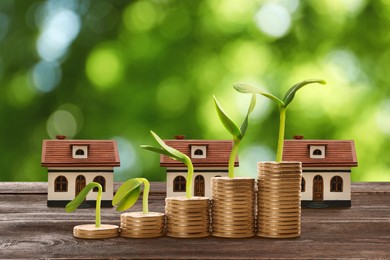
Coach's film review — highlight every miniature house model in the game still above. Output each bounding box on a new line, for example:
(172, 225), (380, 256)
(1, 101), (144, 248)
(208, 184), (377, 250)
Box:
(283, 136), (358, 207)
(160, 136), (238, 198)
(41, 136), (120, 207)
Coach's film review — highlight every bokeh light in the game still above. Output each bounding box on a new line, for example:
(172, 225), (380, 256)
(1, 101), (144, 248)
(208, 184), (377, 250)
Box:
(86, 44), (124, 90)
(31, 60), (61, 93)
(254, 2), (292, 38)
(113, 137), (142, 181)
(0, 12), (9, 42)
(46, 104), (83, 139)
(36, 8), (80, 61)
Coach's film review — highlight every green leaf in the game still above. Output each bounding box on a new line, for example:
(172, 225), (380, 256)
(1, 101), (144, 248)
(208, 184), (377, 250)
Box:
(115, 186), (141, 211)
(140, 145), (181, 161)
(149, 130), (188, 163)
(213, 95), (242, 141)
(65, 182), (101, 213)
(283, 79), (326, 108)
(234, 83), (284, 107)
(240, 94), (256, 138)
(112, 178), (143, 208)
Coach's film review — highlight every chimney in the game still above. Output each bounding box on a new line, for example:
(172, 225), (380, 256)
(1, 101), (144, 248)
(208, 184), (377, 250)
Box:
(293, 135), (304, 140)
(56, 135), (66, 140)
(175, 135), (185, 140)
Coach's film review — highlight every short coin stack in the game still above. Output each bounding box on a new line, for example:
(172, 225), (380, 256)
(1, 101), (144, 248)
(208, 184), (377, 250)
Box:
(73, 224), (119, 239)
(211, 177), (256, 238)
(257, 161), (302, 238)
(165, 197), (210, 238)
(120, 212), (165, 238)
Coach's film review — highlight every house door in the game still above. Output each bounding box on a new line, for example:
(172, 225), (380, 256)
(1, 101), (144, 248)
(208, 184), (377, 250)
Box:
(313, 175), (324, 202)
(75, 175), (86, 197)
(194, 175), (205, 197)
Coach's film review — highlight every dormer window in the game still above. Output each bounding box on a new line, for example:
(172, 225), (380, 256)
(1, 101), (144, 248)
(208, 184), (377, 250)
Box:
(309, 145), (326, 159)
(72, 145), (88, 159)
(191, 145), (207, 159)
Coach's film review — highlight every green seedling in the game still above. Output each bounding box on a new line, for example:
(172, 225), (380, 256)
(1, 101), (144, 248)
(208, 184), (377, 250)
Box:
(112, 178), (150, 214)
(141, 130), (194, 199)
(213, 94), (256, 178)
(234, 79), (326, 162)
(65, 182), (103, 228)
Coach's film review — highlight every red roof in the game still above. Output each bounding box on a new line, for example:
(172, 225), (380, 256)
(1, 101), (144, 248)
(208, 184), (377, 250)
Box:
(282, 139), (358, 167)
(160, 140), (238, 167)
(41, 139), (120, 167)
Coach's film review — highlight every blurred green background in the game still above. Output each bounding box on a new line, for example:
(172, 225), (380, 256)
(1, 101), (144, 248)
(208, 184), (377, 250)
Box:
(1, 0), (389, 182)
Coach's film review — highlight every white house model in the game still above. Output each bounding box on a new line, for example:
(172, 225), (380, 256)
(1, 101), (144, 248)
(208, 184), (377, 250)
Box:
(41, 136), (120, 207)
(160, 136), (238, 198)
(283, 136), (358, 208)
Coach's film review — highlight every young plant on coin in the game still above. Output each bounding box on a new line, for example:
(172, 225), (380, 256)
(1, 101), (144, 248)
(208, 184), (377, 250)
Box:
(214, 94), (256, 178)
(66, 182), (103, 227)
(234, 79), (326, 162)
(112, 178), (150, 214)
(141, 130), (194, 198)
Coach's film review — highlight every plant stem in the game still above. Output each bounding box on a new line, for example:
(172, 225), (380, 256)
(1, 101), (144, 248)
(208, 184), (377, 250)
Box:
(276, 107), (286, 162)
(139, 178), (150, 215)
(228, 141), (240, 178)
(95, 184), (102, 228)
(186, 160), (194, 199)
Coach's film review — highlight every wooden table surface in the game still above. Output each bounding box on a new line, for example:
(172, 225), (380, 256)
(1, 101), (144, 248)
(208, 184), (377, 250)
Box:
(1, 182), (389, 259)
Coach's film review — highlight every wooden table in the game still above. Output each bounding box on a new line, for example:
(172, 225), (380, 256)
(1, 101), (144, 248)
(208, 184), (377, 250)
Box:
(1, 182), (389, 259)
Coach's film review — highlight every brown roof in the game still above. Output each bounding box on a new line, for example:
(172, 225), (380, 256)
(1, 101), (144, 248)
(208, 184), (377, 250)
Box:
(160, 140), (238, 167)
(41, 139), (120, 167)
(282, 139), (358, 167)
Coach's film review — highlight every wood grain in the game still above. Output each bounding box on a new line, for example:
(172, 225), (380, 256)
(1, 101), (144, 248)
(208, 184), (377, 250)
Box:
(0, 182), (389, 259)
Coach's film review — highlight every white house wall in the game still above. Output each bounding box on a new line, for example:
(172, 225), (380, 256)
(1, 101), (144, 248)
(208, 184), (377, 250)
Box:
(166, 168), (228, 198)
(47, 168), (114, 201)
(302, 168), (351, 201)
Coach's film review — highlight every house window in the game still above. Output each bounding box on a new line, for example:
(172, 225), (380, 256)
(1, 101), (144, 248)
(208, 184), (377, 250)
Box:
(93, 176), (106, 192)
(309, 145), (326, 159)
(75, 175), (86, 197)
(173, 176), (186, 192)
(313, 149), (322, 156)
(72, 145), (88, 159)
(54, 176), (68, 192)
(194, 175), (205, 197)
(330, 176), (343, 192)
(194, 149), (203, 156)
(190, 145), (207, 159)
(75, 149), (84, 156)
(301, 177), (306, 192)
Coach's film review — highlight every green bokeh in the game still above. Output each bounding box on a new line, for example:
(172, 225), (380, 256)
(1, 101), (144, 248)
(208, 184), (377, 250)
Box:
(0, 0), (389, 183)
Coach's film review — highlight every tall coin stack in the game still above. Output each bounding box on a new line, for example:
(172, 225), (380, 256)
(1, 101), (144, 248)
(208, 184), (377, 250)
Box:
(257, 161), (302, 238)
(165, 197), (210, 238)
(211, 177), (256, 238)
(120, 212), (165, 238)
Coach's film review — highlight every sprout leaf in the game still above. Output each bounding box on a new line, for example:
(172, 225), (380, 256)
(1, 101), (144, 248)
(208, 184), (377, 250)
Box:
(65, 182), (101, 213)
(283, 79), (326, 108)
(140, 145), (181, 161)
(240, 94), (256, 138)
(213, 95), (242, 141)
(149, 130), (188, 162)
(234, 83), (284, 108)
(115, 186), (141, 212)
(112, 178), (143, 211)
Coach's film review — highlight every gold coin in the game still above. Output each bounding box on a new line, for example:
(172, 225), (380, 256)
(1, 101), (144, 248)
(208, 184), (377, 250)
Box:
(73, 224), (119, 239)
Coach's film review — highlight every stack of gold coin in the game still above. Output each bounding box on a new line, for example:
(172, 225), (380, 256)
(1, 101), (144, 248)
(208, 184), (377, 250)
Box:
(120, 212), (165, 238)
(257, 161), (302, 238)
(211, 177), (255, 238)
(73, 224), (119, 239)
(165, 197), (210, 238)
